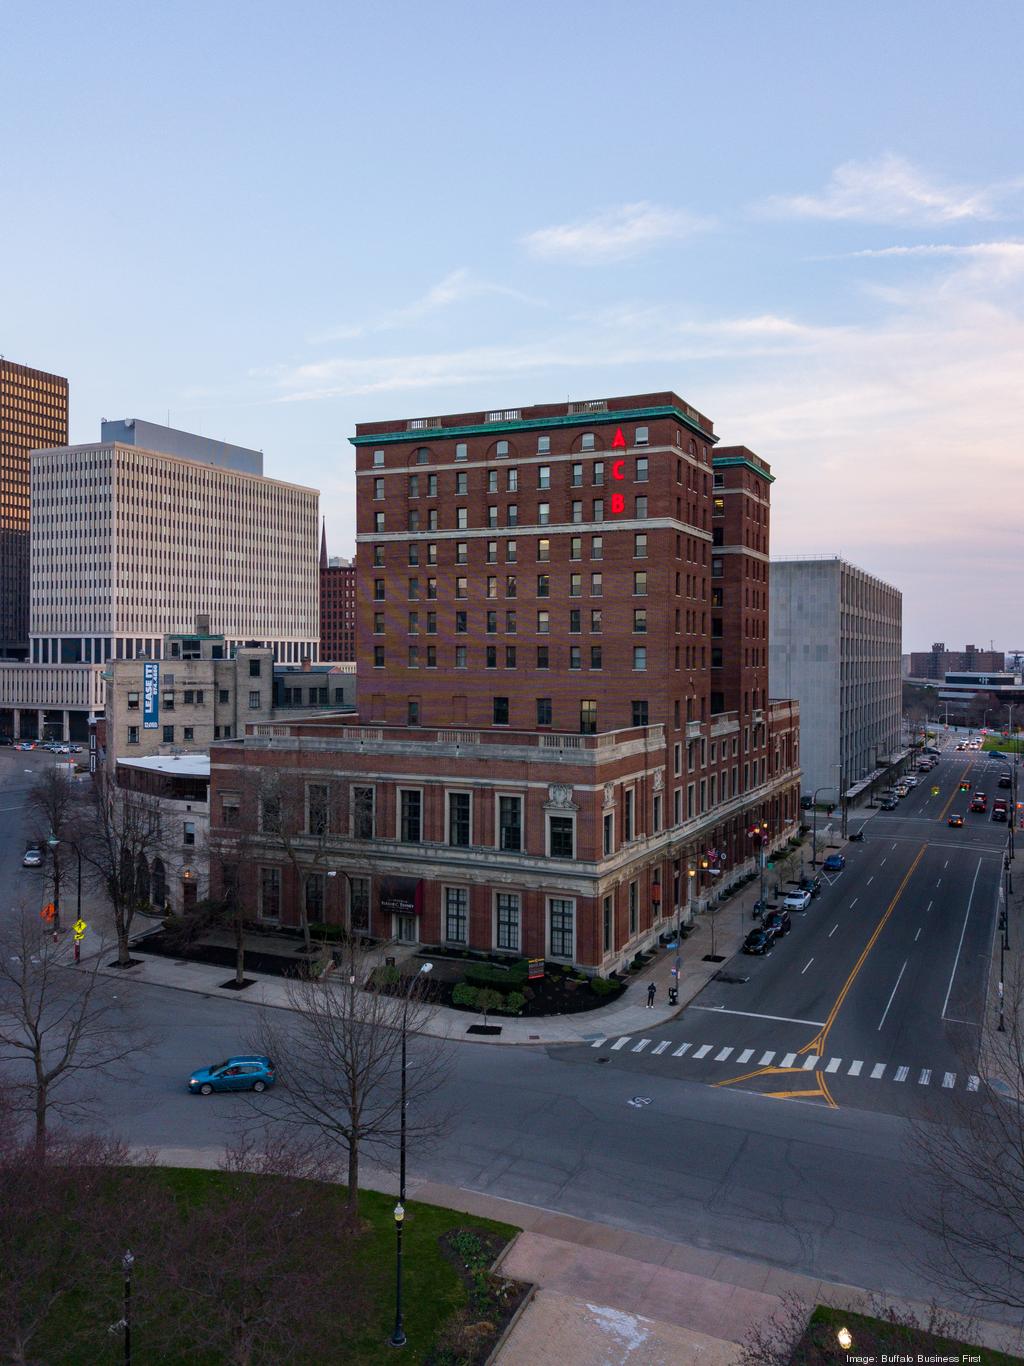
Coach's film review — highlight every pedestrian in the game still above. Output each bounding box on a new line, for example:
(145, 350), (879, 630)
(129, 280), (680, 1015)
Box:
(647, 982), (656, 1008)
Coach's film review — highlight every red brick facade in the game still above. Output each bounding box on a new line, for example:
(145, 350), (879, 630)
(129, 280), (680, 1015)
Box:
(320, 563), (356, 661)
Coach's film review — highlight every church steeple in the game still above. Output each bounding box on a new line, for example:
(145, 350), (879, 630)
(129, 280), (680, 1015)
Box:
(319, 517), (328, 570)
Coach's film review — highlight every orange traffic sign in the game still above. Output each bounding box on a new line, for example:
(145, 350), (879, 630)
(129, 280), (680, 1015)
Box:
(40, 902), (56, 922)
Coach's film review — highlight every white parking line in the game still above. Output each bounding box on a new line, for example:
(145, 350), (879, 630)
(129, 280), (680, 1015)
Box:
(632, 1039), (651, 1053)
(825, 1057), (841, 1073)
(914, 928), (921, 942)
(894, 1066), (909, 1082)
(919, 1068), (931, 1085)
(828, 925), (839, 938)
(652, 1040), (670, 1055)
(944, 860), (949, 869)
(936, 878), (942, 887)
(693, 1044), (712, 1059)
(926, 901), (933, 912)
(611, 1037), (631, 1051)
(892, 843), (898, 851)
(942, 1072), (955, 1089)
(737, 1049), (754, 1064)
(849, 898), (858, 908)
(878, 960), (908, 1031)
(801, 958), (814, 974)
(759, 1051), (776, 1066)
(780, 1052), (797, 1067)
(714, 1047), (734, 1062)
(672, 1043), (691, 1057)
(802, 1055), (820, 1071)
(871, 1063), (886, 1079)
(848, 1060), (863, 1076)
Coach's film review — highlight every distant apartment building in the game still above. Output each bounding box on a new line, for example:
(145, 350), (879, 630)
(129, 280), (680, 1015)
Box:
(211, 392), (801, 971)
(908, 642), (1004, 680)
(769, 557), (902, 802)
(0, 420), (320, 743)
(319, 526), (356, 661)
(116, 754), (211, 914)
(0, 359), (68, 658)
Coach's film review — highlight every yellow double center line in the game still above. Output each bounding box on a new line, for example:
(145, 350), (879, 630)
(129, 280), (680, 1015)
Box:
(715, 844), (927, 1107)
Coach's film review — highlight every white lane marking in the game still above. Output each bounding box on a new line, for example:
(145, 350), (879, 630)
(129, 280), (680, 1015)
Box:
(880, 858), (887, 866)
(632, 1039), (651, 1053)
(825, 1057), (841, 1073)
(936, 878), (942, 887)
(941, 857), (984, 1021)
(968, 1075), (980, 1091)
(848, 1060), (863, 1076)
(737, 1048), (754, 1064)
(944, 860), (949, 869)
(878, 960), (908, 1031)
(850, 898), (858, 908)
(802, 1055), (820, 1071)
(591, 1037), (607, 1048)
(611, 1037), (631, 1051)
(801, 958), (814, 974)
(759, 1051), (776, 1066)
(692, 1044), (712, 1059)
(942, 1072), (956, 1089)
(914, 928), (922, 942)
(871, 1063), (886, 1079)
(691, 1006), (827, 1027)
(829, 924), (839, 938)
(714, 1047), (734, 1062)
(867, 877), (874, 885)
(926, 901), (933, 912)
(780, 1052), (797, 1067)
(652, 1040), (670, 1055)
(918, 1068), (931, 1085)
(892, 843), (898, 851)
(894, 1066), (909, 1082)
(672, 1043), (691, 1057)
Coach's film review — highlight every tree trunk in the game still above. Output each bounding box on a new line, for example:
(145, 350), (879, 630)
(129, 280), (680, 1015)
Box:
(346, 1140), (359, 1211)
(235, 912), (246, 987)
(34, 1090), (47, 1163)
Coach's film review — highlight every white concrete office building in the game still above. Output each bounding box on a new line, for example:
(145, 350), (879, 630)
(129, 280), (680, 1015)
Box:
(769, 557), (902, 802)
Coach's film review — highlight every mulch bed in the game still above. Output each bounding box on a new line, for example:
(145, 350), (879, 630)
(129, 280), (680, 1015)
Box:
(132, 929), (318, 979)
(425, 1228), (531, 1366)
(432, 969), (628, 1017)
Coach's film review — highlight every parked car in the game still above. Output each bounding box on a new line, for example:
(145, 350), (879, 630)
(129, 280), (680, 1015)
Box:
(800, 795), (814, 809)
(22, 846), (43, 868)
(763, 909), (791, 938)
(823, 853), (846, 872)
(188, 1056), (276, 1096)
(903, 775), (919, 787)
(782, 889), (813, 912)
(798, 874), (823, 897)
(992, 806), (1008, 823)
(742, 928), (773, 955)
(948, 813), (964, 828)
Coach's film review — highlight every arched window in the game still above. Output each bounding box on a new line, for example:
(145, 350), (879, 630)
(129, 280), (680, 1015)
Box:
(151, 858), (167, 909)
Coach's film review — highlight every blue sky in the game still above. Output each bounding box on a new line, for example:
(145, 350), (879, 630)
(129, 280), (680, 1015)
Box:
(3, 1), (1022, 649)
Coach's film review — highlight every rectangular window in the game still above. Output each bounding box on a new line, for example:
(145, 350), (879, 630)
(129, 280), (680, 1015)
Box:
(629, 880), (638, 935)
(549, 821), (574, 864)
(624, 789), (635, 842)
(653, 793), (662, 832)
(634, 532), (648, 557)
(455, 577), (468, 598)
(488, 506), (498, 528)
(538, 502), (550, 525)
(456, 543), (468, 564)
(634, 646), (647, 670)
(569, 609), (581, 633)
(537, 435), (550, 453)
(506, 504), (519, 528)
(603, 895), (614, 953)
(570, 536), (582, 560)
(487, 470), (498, 493)
(569, 572), (582, 596)
(219, 689), (229, 704)
(536, 697), (552, 726)
(549, 898), (575, 958)
(591, 608), (602, 632)
(580, 699), (597, 734)
(455, 645), (468, 668)
(448, 792), (471, 847)
(183, 726), (194, 742)
(505, 609), (517, 632)
(486, 541), (498, 563)
(633, 608), (647, 632)
(127, 727), (139, 745)
(507, 467), (519, 492)
(498, 795), (522, 851)
(400, 789), (422, 843)
(571, 500), (583, 523)
(569, 646), (581, 669)
(506, 574), (517, 598)
(486, 610), (498, 634)
(496, 893), (521, 952)
(593, 499), (604, 521)
(593, 461), (604, 485)
(591, 535), (603, 559)
(634, 571), (648, 595)
(259, 867), (281, 921)
(635, 426), (649, 445)
(631, 700), (649, 726)
(455, 442), (468, 461)
(506, 540), (517, 562)
(457, 507), (468, 529)
(305, 873), (325, 922)
(636, 457), (649, 481)
(445, 887), (468, 944)
(127, 691), (139, 710)
(603, 811), (614, 856)
(571, 463), (583, 487)
(162, 725), (174, 742)
(538, 466), (551, 489)
(536, 610), (549, 633)
(350, 876), (370, 932)
(537, 574), (550, 597)
(493, 696), (509, 725)
(486, 646), (497, 668)
(591, 572), (603, 596)
(536, 645), (549, 668)
(353, 785), (375, 839)
(505, 645), (517, 668)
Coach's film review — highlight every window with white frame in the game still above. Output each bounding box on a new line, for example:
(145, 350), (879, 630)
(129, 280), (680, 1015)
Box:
(498, 794), (522, 851)
(447, 791), (471, 847)
(548, 813), (574, 859)
(399, 788), (422, 843)
(352, 785), (375, 839)
(444, 886), (468, 944)
(549, 898), (575, 959)
(259, 866), (281, 921)
(495, 892), (521, 952)
(629, 880), (638, 936)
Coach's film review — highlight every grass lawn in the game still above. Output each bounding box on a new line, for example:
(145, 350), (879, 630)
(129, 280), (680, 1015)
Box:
(793, 1305), (1024, 1364)
(157, 1168), (520, 1364)
(984, 736), (1023, 753)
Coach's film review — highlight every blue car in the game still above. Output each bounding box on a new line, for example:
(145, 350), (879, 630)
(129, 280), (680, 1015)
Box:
(823, 853), (846, 872)
(188, 1055), (276, 1096)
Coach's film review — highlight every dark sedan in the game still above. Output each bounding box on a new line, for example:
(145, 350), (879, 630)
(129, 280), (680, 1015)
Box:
(762, 910), (791, 938)
(742, 928), (773, 955)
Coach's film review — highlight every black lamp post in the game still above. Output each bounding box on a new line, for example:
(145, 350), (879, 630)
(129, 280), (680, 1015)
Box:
(46, 835), (61, 933)
(389, 961), (433, 1349)
(810, 786), (836, 868)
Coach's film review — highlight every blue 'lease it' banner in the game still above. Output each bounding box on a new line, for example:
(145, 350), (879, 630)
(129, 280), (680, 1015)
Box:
(143, 662), (160, 729)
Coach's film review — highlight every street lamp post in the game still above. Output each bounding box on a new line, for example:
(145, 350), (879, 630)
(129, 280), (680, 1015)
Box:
(390, 960), (434, 1349)
(810, 786), (837, 868)
(749, 820), (769, 913)
(46, 835), (61, 933)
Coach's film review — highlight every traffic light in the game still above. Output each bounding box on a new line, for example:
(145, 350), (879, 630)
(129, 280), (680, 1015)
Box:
(960, 781), (970, 792)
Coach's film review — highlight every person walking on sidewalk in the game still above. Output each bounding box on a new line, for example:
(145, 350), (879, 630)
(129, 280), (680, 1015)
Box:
(647, 982), (657, 1008)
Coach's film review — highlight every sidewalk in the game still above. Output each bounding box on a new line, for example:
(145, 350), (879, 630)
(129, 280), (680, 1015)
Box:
(86, 830), (834, 1045)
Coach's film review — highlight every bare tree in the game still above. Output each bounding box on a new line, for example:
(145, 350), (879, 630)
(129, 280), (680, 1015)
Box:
(26, 767), (76, 932)
(0, 908), (145, 1158)
(910, 956), (1024, 1312)
(252, 938), (450, 1212)
(252, 768), (334, 954)
(75, 768), (164, 968)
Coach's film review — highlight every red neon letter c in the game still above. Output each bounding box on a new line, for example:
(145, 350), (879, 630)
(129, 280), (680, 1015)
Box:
(612, 459), (625, 481)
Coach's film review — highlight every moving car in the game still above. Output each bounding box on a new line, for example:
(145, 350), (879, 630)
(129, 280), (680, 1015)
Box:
(742, 928), (773, 955)
(188, 1056), (276, 1096)
(992, 805), (1008, 823)
(948, 813), (964, 828)
(762, 910), (791, 938)
(999, 774), (1012, 789)
(22, 846), (43, 868)
(782, 889), (813, 912)
(969, 793), (987, 813)
(880, 797), (898, 810)
(822, 853), (846, 872)
(903, 775), (919, 787)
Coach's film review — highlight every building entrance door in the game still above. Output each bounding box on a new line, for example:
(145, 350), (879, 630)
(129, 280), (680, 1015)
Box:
(395, 914), (417, 943)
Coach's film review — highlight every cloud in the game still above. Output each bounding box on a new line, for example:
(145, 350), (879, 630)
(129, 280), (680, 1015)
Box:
(310, 269), (538, 343)
(522, 202), (709, 262)
(761, 155), (1014, 224)
(847, 241), (1024, 260)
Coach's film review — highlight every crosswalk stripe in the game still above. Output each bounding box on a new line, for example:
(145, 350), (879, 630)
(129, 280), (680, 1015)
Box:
(942, 1072), (955, 1089)
(759, 1051), (775, 1066)
(714, 1047), (734, 1062)
(825, 1058), (841, 1073)
(802, 1054), (820, 1071)
(894, 1066), (909, 1082)
(591, 1037), (606, 1048)
(780, 1052), (797, 1067)
(611, 1037), (631, 1051)
(968, 1075), (980, 1091)
(918, 1068), (931, 1085)
(672, 1042), (691, 1057)
(632, 1039), (651, 1053)
(693, 1044), (712, 1059)
(737, 1049), (754, 1064)
(848, 1060), (863, 1076)
(652, 1041), (670, 1055)
(871, 1063), (886, 1079)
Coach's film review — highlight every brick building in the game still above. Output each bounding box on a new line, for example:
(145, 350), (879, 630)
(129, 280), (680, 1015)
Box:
(908, 642), (1004, 680)
(319, 524), (357, 661)
(210, 392), (801, 971)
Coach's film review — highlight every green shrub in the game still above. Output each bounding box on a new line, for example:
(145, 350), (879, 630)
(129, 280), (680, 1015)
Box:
(499, 991), (526, 1016)
(464, 959), (530, 992)
(308, 921), (346, 943)
(476, 988), (503, 1020)
(452, 983), (479, 1008)
(589, 976), (619, 996)
(368, 964), (400, 988)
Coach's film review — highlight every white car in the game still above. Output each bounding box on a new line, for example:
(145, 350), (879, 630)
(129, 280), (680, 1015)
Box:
(903, 775), (918, 787)
(782, 889), (812, 912)
(22, 847), (43, 868)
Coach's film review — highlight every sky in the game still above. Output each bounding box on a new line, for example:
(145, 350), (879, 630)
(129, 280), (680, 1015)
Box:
(2, 0), (1022, 651)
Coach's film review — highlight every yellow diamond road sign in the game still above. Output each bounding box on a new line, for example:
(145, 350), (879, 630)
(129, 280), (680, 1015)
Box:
(72, 919), (87, 940)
